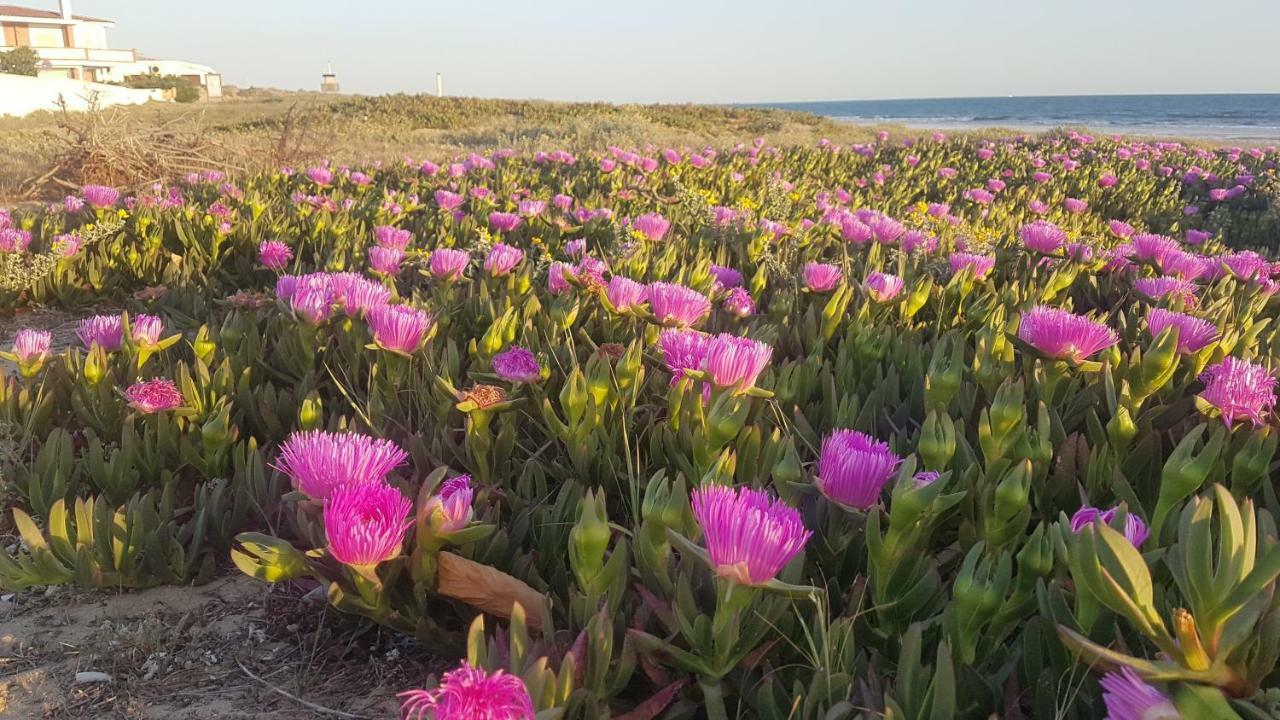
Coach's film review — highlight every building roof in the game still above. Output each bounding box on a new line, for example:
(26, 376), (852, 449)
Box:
(0, 5), (112, 22)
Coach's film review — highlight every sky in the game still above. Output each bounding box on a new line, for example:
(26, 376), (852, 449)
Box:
(60, 0), (1280, 103)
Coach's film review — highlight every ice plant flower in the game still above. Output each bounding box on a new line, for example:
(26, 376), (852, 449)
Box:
(1098, 667), (1179, 720)
(273, 430), (409, 500)
(258, 240), (293, 271)
(1198, 357), (1277, 427)
(368, 246), (404, 276)
(803, 262), (842, 292)
(1131, 234), (1181, 264)
(0, 228), (31, 253)
(723, 287), (755, 317)
(399, 662), (535, 720)
(1135, 276), (1199, 305)
(950, 252), (996, 279)
(492, 346), (541, 383)
(659, 329), (711, 384)
(488, 212), (523, 233)
(12, 328), (51, 364)
(689, 485), (811, 586)
(648, 282), (711, 327)
(291, 287), (333, 324)
(632, 212), (671, 241)
(1146, 309), (1218, 354)
(130, 314), (164, 348)
(709, 264), (743, 289)
(547, 262), (571, 295)
(324, 481), (413, 568)
(51, 233), (80, 257)
(424, 476), (474, 534)
(430, 248), (470, 281)
(374, 225), (412, 250)
(81, 184), (120, 209)
(434, 189), (465, 212)
(484, 243), (525, 276)
(1017, 306), (1118, 363)
(605, 276), (649, 311)
(815, 430), (903, 509)
(1020, 220), (1068, 254)
(1070, 506), (1150, 548)
(124, 378), (185, 414)
(77, 314), (124, 351)
(704, 333), (772, 390)
(864, 272), (904, 302)
(367, 303), (433, 355)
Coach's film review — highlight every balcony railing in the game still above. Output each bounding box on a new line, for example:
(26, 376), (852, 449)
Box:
(0, 45), (135, 63)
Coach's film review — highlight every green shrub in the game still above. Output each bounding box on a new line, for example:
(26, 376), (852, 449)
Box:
(0, 47), (39, 77)
(124, 73), (201, 103)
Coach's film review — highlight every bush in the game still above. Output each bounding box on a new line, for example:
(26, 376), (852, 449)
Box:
(124, 73), (201, 103)
(0, 47), (39, 77)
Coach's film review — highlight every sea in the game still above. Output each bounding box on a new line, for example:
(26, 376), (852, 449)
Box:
(747, 94), (1280, 142)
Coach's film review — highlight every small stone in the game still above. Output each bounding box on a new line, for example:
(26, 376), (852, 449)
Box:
(75, 671), (112, 684)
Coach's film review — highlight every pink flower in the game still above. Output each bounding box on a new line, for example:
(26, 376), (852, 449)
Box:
(434, 190), (465, 212)
(484, 243), (525, 276)
(367, 303), (433, 355)
(291, 287), (334, 324)
(564, 238), (586, 258)
(1017, 306), (1118, 363)
(803, 262), (842, 292)
(306, 166), (333, 186)
(430, 248), (470, 281)
(324, 481), (412, 567)
(131, 314), (164, 347)
(1098, 668), (1177, 720)
(1199, 357), (1277, 427)
(399, 663), (535, 720)
(690, 485), (810, 586)
(517, 199), (546, 217)
(659, 329), (711, 385)
(816, 429), (902, 509)
(258, 241), (293, 271)
(723, 287), (755, 317)
(1070, 506), (1150, 548)
(949, 252), (995, 280)
(1020, 221), (1067, 254)
(369, 246), (404, 276)
(867, 215), (905, 244)
(424, 476), (475, 534)
(648, 282), (711, 327)
(606, 276), (649, 311)
(901, 231), (937, 254)
(12, 328), (51, 364)
(488, 212), (523, 233)
(81, 184), (120, 209)
(864, 272), (904, 302)
(709, 265), (743, 289)
(51, 233), (81, 257)
(0, 228), (31, 253)
(704, 333), (772, 390)
(273, 430), (408, 500)
(77, 314), (124, 351)
(1063, 198), (1088, 213)
(632, 212), (672, 242)
(492, 347), (541, 383)
(1131, 234), (1180, 264)
(374, 225), (412, 250)
(1109, 220), (1136, 238)
(839, 217), (873, 245)
(1135, 276), (1198, 305)
(1028, 200), (1050, 215)
(124, 378), (184, 413)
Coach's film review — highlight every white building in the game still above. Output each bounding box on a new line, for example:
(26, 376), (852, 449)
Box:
(0, 1), (221, 97)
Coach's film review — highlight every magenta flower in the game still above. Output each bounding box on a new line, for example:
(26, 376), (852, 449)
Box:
(0, 229), (31, 253)
(815, 429), (902, 509)
(424, 476), (474, 534)
(705, 333), (772, 390)
(709, 265), (743, 289)
(901, 230), (937, 254)
(564, 238), (586, 258)
(1109, 220), (1136, 238)
(1146, 309), (1218, 354)
(632, 212), (672, 242)
(1221, 251), (1270, 282)
(77, 314), (124, 351)
(547, 262), (571, 295)
(306, 166), (333, 186)
(1098, 668), (1178, 720)
(374, 225), (413, 250)
(1199, 357), (1277, 427)
(517, 199), (546, 217)
(689, 485), (811, 586)
(1131, 234), (1181, 264)
(399, 662), (535, 720)
(367, 303), (433, 355)
(274, 430), (409, 500)
(64, 195), (85, 212)
(606, 276), (649, 311)
(434, 190), (465, 212)
(1134, 276), (1199, 306)
(1070, 506), (1150, 548)
(488, 212), (523, 233)
(1186, 229), (1212, 246)
(124, 378), (185, 414)
(913, 471), (941, 487)
(864, 272), (904, 302)
(840, 217), (873, 244)
(369, 246), (404, 276)
(1028, 200), (1050, 215)
(723, 287), (756, 317)
(51, 233), (81, 257)
(258, 240), (293, 271)
(492, 346), (541, 383)
(330, 274), (391, 316)
(1063, 198), (1088, 213)
(291, 285), (333, 325)
(1017, 306), (1118, 363)
(648, 282), (711, 327)
(81, 184), (120, 209)
(12, 328), (52, 364)
(867, 215), (906, 244)
(1020, 221), (1068, 254)
(1157, 250), (1210, 281)
(660, 329), (711, 384)
(430, 248), (470, 281)
(484, 243), (525, 276)
(949, 252), (996, 280)
(803, 262), (843, 292)
(324, 481), (413, 567)
(131, 314), (164, 347)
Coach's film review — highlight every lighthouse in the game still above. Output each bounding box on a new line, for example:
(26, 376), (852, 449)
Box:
(320, 64), (340, 93)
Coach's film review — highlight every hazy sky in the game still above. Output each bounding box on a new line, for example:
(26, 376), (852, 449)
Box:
(62, 0), (1280, 102)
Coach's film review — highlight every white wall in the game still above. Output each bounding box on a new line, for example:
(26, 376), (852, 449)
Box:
(0, 73), (165, 117)
(73, 23), (109, 50)
(97, 59), (219, 85)
(27, 25), (66, 48)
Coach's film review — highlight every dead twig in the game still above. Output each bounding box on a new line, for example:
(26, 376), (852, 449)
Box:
(235, 659), (373, 720)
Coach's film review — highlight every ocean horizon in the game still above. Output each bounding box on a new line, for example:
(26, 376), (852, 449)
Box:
(744, 93), (1280, 141)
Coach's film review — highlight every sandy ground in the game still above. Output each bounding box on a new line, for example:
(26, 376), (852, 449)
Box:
(0, 573), (444, 719)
